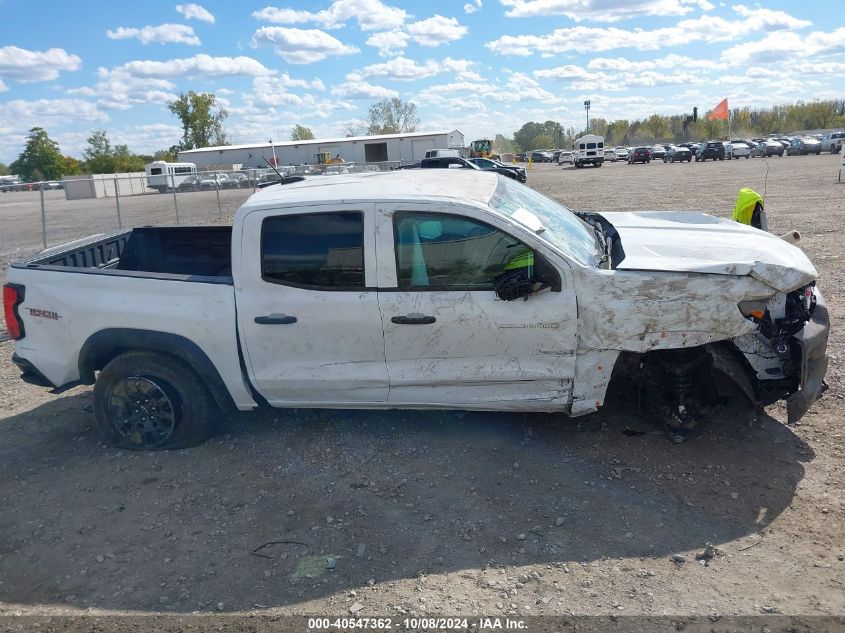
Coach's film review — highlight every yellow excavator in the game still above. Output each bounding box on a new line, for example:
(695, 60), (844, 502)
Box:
(312, 152), (346, 174)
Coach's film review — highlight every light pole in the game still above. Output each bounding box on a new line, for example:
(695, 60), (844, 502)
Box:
(584, 100), (591, 133)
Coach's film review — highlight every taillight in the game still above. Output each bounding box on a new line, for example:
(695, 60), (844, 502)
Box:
(3, 284), (25, 340)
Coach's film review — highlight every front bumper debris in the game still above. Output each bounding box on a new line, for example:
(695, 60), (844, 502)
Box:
(787, 289), (830, 423)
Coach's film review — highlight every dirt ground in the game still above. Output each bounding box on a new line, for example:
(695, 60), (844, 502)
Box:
(0, 155), (842, 628)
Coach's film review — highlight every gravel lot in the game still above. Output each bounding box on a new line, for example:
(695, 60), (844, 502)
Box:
(0, 155), (842, 627)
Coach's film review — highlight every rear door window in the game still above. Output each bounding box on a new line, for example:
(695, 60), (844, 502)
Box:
(262, 212), (364, 289)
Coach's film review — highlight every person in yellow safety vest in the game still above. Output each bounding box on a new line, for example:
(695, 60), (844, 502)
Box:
(732, 187), (768, 230)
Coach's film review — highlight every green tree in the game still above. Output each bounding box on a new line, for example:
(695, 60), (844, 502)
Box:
(153, 148), (178, 162)
(606, 120), (630, 145)
(83, 129), (115, 174)
(366, 98), (419, 134)
(0, 162), (10, 176)
(492, 133), (518, 154)
(531, 134), (554, 149)
(641, 114), (670, 140)
(290, 124), (315, 141)
(168, 91), (229, 150)
(10, 127), (66, 181)
(112, 144), (145, 172)
(61, 156), (83, 175)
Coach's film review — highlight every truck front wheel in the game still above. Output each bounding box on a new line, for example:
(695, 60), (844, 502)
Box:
(93, 351), (217, 450)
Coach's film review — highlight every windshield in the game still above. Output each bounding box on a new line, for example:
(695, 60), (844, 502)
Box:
(488, 177), (599, 267)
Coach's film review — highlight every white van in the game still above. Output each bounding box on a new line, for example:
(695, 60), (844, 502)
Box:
(424, 149), (463, 159)
(573, 135), (605, 168)
(145, 161), (197, 193)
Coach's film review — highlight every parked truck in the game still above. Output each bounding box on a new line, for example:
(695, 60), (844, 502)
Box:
(4, 171), (828, 449)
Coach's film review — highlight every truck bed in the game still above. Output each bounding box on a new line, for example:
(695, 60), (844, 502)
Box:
(14, 226), (233, 282)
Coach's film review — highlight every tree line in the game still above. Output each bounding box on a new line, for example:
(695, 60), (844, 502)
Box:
(497, 99), (845, 153)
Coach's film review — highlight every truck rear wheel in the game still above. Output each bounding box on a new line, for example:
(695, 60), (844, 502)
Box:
(93, 351), (217, 450)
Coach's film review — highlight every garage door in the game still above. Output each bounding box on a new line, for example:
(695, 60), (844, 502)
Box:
(412, 139), (436, 160)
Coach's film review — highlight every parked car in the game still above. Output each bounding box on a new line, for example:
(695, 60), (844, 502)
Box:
(726, 142), (752, 159)
(787, 137), (822, 156)
(663, 145), (692, 163)
(557, 151), (575, 165)
(177, 175), (201, 191)
(4, 170), (828, 449)
(650, 145), (667, 160)
(226, 172), (251, 188)
(751, 140), (784, 157)
(528, 151), (554, 163)
(628, 147), (652, 164)
(419, 157), (481, 170)
(695, 141), (726, 161)
(467, 157), (527, 182)
(820, 132), (845, 154)
(199, 173), (230, 190)
(614, 147), (629, 161)
(0, 178), (22, 192)
(603, 149), (618, 162)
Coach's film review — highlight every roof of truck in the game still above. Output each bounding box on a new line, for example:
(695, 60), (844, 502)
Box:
(239, 169), (500, 210)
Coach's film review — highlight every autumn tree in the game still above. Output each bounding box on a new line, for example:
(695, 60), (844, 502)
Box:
(168, 91), (229, 150)
(366, 98), (419, 135)
(10, 127), (66, 181)
(290, 124), (315, 141)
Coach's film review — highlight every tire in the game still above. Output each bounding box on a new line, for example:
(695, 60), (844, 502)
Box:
(93, 351), (218, 450)
(745, 155), (749, 159)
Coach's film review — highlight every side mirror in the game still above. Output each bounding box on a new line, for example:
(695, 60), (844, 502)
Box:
(494, 269), (538, 301)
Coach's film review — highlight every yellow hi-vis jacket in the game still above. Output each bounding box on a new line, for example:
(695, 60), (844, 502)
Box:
(732, 188), (764, 225)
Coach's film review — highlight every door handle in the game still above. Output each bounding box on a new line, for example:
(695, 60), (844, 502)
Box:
(391, 313), (436, 325)
(255, 314), (297, 325)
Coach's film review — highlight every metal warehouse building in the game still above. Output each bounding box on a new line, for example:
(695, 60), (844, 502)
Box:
(177, 130), (465, 169)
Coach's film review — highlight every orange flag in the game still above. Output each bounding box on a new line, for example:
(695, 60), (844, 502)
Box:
(707, 98), (729, 120)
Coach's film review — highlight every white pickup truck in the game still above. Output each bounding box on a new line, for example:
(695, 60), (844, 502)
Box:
(3, 171), (829, 449)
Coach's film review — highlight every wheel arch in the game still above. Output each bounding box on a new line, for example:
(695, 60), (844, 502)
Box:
(78, 328), (236, 411)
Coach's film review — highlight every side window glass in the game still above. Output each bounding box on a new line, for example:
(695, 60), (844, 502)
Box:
(394, 213), (533, 289)
(262, 212), (364, 288)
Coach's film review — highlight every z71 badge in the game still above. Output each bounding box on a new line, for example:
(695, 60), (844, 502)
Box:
(27, 308), (62, 321)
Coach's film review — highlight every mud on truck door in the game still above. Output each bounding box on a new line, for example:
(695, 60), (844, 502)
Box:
(236, 204), (388, 404)
(375, 205), (578, 410)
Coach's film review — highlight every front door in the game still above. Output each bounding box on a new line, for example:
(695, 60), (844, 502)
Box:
(237, 204), (388, 404)
(375, 205), (578, 410)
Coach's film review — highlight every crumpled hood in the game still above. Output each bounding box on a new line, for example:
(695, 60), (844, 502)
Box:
(604, 211), (817, 293)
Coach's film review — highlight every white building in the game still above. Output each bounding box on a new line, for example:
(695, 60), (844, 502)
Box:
(177, 130), (464, 169)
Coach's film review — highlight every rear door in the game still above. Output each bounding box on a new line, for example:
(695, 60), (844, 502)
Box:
(375, 203), (577, 410)
(237, 204), (388, 404)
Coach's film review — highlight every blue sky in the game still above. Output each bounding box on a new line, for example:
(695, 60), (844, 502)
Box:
(0, 0), (843, 162)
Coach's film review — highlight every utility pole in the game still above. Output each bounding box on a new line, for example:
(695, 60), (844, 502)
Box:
(584, 100), (591, 133)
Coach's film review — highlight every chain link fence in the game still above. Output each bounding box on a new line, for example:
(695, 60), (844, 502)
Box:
(0, 162), (401, 274)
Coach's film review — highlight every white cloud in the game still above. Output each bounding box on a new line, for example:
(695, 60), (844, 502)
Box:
(359, 57), (441, 81)
(251, 27), (359, 64)
(69, 70), (178, 110)
(366, 30), (409, 57)
(720, 27), (845, 66)
(0, 99), (108, 131)
(110, 54), (274, 79)
(0, 79), (7, 93)
(499, 0), (714, 21)
(0, 46), (82, 83)
(441, 57), (483, 81)
(175, 3), (215, 23)
(487, 8), (810, 56)
(464, 0), (482, 13)
(415, 72), (554, 105)
(407, 15), (468, 46)
(106, 24), (201, 46)
(252, 0), (408, 31)
(331, 80), (399, 99)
